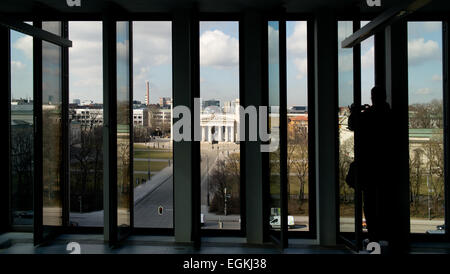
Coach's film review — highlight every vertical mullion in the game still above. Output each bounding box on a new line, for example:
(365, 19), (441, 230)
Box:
(191, 12), (201, 248)
(103, 17), (118, 244)
(352, 20), (363, 251)
(279, 18), (288, 248)
(1, 26), (11, 233)
(443, 19), (450, 241)
(128, 21), (134, 231)
(33, 20), (43, 245)
(238, 17), (247, 237)
(307, 18), (317, 237)
(61, 21), (70, 228)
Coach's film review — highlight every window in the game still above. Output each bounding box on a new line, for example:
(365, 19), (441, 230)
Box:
(286, 21), (310, 232)
(132, 21), (173, 229)
(68, 21), (103, 227)
(407, 21), (445, 234)
(10, 29), (34, 226)
(338, 21), (355, 233)
(200, 21), (241, 230)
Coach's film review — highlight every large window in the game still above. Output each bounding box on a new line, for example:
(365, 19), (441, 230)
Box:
(407, 21), (445, 234)
(68, 21), (103, 227)
(116, 21), (131, 230)
(10, 29), (34, 226)
(286, 21), (309, 232)
(132, 21), (173, 229)
(200, 21), (241, 230)
(42, 22), (63, 226)
(268, 20), (281, 236)
(338, 21), (355, 233)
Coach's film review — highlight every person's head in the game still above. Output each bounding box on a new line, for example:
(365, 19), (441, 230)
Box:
(371, 86), (386, 108)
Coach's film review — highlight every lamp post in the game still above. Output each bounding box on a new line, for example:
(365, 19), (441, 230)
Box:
(206, 155), (210, 206)
(147, 139), (151, 181)
(427, 174), (431, 220)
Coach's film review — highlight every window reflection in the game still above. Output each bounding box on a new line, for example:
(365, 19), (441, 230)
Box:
(268, 21), (281, 234)
(117, 21), (131, 229)
(42, 22), (63, 226)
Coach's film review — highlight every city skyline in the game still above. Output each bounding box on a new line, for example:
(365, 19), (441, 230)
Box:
(9, 21), (444, 107)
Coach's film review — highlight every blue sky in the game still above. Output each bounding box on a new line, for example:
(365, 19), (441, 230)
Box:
(9, 21), (444, 109)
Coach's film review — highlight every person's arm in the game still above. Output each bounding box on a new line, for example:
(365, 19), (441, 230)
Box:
(348, 104), (358, 131)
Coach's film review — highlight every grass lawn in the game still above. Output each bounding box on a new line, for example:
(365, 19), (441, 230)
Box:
(133, 150), (172, 159)
(133, 160), (169, 172)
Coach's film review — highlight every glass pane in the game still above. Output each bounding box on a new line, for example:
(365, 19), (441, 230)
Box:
(132, 21), (173, 229)
(10, 30), (34, 226)
(68, 21), (103, 227)
(407, 22), (445, 234)
(117, 21), (131, 230)
(42, 22), (63, 226)
(360, 21), (375, 235)
(286, 21), (309, 232)
(268, 21), (281, 236)
(337, 21), (355, 233)
(361, 21), (375, 106)
(200, 21), (241, 230)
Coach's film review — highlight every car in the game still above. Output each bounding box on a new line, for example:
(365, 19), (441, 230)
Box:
(426, 224), (446, 235)
(200, 213), (205, 226)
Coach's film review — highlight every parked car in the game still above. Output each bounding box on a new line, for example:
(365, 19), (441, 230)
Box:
(426, 224), (446, 235)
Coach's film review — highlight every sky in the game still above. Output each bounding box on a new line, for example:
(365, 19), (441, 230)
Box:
(9, 21), (444, 108)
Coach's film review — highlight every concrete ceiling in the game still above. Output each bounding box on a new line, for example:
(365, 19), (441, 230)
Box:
(0, 0), (449, 15)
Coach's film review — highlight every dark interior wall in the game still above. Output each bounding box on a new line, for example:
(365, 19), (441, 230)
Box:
(1, 0), (450, 15)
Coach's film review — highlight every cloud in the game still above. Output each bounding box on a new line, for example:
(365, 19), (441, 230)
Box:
(408, 38), (440, 65)
(68, 22), (103, 101)
(415, 87), (432, 95)
(361, 46), (374, 69)
(200, 29), (239, 69)
(339, 53), (353, 72)
(432, 74), (442, 82)
(293, 58), (307, 80)
(11, 60), (25, 70)
(13, 35), (32, 59)
(133, 21), (172, 67)
(287, 21), (308, 79)
(268, 25), (279, 65)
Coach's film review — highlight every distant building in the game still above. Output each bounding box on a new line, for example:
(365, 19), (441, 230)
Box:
(73, 99), (81, 105)
(288, 106), (308, 114)
(159, 97), (172, 108)
(202, 99), (220, 110)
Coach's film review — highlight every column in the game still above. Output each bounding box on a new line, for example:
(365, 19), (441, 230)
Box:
(243, 10), (265, 244)
(314, 11), (338, 246)
(225, 126), (229, 142)
(218, 125), (223, 142)
(172, 8), (199, 244)
(384, 20), (410, 252)
(201, 126), (206, 141)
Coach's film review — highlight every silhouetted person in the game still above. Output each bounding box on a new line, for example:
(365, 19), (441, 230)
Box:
(348, 86), (394, 250)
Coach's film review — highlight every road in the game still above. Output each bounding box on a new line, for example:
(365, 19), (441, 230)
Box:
(134, 174), (174, 228)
